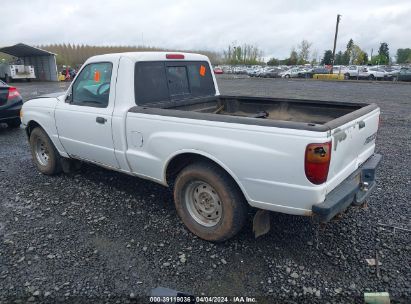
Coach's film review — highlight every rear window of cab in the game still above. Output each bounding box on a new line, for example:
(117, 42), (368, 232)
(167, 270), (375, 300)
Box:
(134, 61), (215, 105)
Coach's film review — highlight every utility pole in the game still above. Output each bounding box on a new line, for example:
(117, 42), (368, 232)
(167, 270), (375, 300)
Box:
(331, 14), (341, 73)
(370, 48), (373, 65)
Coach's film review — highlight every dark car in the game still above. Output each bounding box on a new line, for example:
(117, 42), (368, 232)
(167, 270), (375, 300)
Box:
(301, 67), (330, 78)
(394, 68), (411, 82)
(0, 80), (23, 128)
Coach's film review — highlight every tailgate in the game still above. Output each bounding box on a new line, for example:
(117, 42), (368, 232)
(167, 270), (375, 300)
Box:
(326, 107), (380, 193)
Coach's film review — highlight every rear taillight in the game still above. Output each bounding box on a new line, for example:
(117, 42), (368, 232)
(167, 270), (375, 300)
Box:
(305, 142), (332, 185)
(7, 87), (21, 100)
(166, 53), (185, 59)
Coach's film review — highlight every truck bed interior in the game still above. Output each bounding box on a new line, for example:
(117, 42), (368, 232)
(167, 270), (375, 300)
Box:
(166, 96), (364, 125)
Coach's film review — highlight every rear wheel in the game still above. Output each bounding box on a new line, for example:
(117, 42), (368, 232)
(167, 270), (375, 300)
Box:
(29, 127), (62, 175)
(285, 74), (290, 79)
(344, 73), (350, 80)
(7, 118), (21, 128)
(174, 162), (248, 242)
(368, 74), (375, 80)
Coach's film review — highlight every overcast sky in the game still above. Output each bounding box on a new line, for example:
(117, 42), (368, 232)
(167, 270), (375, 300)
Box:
(2, 0), (410, 59)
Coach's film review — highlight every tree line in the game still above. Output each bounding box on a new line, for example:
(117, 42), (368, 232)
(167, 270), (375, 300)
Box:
(266, 40), (410, 66)
(36, 44), (223, 67)
(1, 42), (410, 67)
(223, 43), (264, 65)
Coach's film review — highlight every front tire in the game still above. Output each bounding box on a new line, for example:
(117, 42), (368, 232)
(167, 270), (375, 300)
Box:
(29, 127), (62, 175)
(174, 162), (248, 242)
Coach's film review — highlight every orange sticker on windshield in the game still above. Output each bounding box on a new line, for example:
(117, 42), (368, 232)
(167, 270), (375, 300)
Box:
(199, 65), (206, 77)
(94, 70), (101, 82)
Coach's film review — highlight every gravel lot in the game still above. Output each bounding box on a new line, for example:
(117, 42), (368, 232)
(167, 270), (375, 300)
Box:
(0, 78), (410, 303)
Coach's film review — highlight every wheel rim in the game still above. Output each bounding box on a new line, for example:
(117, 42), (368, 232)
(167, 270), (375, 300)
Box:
(185, 181), (222, 227)
(35, 138), (49, 166)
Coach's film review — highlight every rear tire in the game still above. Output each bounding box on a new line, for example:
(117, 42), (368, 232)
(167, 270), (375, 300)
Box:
(368, 74), (375, 80)
(29, 127), (62, 175)
(174, 162), (248, 242)
(7, 118), (21, 128)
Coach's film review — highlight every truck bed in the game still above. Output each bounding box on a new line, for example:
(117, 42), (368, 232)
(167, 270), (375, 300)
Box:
(132, 96), (378, 132)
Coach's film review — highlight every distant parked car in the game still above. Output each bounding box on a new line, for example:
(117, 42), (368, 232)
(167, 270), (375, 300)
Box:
(343, 66), (360, 79)
(260, 68), (281, 78)
(0, 80), (23, 128)
(280, 68), (303, 78)
(302, 67), (330, 78)
(213, 67), (223, 74)
(396, 68), (411, 81)
(332, 66), (347, 74)
(358, 67), (386, 80)
(0, 62), (36, 83)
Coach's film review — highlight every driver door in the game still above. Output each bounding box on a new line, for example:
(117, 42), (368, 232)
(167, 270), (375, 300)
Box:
(55, 61), (119, 168)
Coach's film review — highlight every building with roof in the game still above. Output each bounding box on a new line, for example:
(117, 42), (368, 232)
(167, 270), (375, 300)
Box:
(0, 43), (58, 81)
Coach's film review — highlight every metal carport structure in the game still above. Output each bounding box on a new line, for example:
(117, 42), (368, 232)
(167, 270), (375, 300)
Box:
(0, 43), (58, 81)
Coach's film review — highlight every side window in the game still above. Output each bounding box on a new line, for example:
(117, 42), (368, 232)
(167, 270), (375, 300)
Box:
(135, 62), (169, 105)
(72, 62), (112, 108)
(134, 61), (216, 105)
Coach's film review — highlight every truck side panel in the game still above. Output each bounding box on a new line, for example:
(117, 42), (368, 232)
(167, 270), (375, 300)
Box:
(124, 112), (330, 215)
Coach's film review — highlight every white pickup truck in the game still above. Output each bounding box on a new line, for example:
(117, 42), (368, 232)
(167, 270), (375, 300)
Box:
(21, 52), (382, 241)
(0, 63), (36, 83)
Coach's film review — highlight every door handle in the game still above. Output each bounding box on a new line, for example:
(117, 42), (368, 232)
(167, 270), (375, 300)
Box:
(96, 117), (107, 124)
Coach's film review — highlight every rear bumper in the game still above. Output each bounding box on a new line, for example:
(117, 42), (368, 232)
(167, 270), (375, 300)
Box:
(312, 153), (382, 222)
(0, 100), (23, 121)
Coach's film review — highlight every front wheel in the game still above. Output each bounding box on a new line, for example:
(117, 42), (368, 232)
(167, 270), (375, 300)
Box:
(174, 162), (248, 242)
(29, 127), (62, 175)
